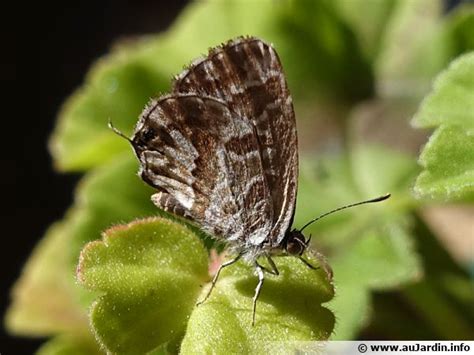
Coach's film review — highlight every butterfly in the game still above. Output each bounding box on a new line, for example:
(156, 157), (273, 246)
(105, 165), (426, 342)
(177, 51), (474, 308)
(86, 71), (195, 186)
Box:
(110, 36), (389, 325)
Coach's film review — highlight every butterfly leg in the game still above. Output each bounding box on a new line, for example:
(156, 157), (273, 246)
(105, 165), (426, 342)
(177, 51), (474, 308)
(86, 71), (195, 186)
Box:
(196, 253), (242, 306)
(252, 263), (265, 326)
(266, 254), (280, 275)
(254, 256), (279, 276)
(298, 256), (319, 270)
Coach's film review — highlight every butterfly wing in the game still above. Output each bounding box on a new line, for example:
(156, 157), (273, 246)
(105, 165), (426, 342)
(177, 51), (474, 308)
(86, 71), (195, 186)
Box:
(132, 94), (274, 248)
(173, 37), (298, 247)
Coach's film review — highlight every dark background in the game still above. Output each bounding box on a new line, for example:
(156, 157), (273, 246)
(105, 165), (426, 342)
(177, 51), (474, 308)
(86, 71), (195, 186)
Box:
(2, 1), (187, 353)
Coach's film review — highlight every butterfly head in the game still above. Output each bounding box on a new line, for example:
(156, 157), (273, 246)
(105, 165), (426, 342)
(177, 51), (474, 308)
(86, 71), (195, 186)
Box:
(282, 194), (391, 256)
(283, 230), (311, 256)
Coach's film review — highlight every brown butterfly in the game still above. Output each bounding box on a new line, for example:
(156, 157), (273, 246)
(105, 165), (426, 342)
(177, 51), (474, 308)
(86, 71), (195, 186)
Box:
(111, 36), (390, 325)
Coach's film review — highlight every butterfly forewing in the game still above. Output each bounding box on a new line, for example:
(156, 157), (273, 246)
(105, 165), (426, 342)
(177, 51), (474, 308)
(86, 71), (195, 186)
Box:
(172, 36), (298, 247)
(132, 94), (274, 249)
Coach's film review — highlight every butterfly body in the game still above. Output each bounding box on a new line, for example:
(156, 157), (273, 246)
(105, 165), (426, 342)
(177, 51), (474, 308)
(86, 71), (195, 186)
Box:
(121, 36), (391, 325)
(131, 37), (298, 263)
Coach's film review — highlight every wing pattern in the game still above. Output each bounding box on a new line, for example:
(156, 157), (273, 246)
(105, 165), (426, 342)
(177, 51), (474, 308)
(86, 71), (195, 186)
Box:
(172, 37), (298, 247)
(132, 37), (298, 254)
(133, 94), (274, 249)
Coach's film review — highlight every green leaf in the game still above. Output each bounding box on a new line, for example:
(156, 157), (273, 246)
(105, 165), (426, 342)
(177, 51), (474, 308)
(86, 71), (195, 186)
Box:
(49, 0), (278, 172)
(64, 153), (213, 273)
(50, 0), (380, 171)
(6, 154), (172, 335)
(50, 41), (175, 171)
(5, 154), (164, 340)
(181, 255), (334, 354)
(332, 0), (396, 60)
(77, 218), (209, 354)
(275, 0), (373, 100)
(157, 0), (373, 99)
(337, 207), (418, 289)
(415, 125), (474, 199)
(330, 218), (422, 338)
(37, 335), (102, 355)
(350, 145), (420, 208)
(78, 218), (335, 353)
(65, 154), (158, 269)
(295, 146), (421, 339)
(375, 0), (443, 97)
(413, 51), (474, 128)
(295, 145), (418, 243)
(4, 222), (89, 337)
(413, 52), (474, 200)
(376, 1), (474, 98)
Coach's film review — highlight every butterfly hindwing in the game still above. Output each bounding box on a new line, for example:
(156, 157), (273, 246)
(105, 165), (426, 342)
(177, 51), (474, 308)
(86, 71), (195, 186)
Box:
(132, 94), (274, 247)
(172, 37), (298, 247)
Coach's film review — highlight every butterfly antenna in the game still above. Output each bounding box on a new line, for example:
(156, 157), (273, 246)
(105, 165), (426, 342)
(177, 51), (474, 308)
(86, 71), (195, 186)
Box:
(299, 193), (391, 233)
(108, 118), (132, 143)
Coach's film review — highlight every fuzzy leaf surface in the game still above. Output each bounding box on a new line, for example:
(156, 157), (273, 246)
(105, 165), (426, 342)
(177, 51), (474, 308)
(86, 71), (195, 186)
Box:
(181, 255), (335, 354)
(77, 218), (208, 354)
(413, 52), (474, 200)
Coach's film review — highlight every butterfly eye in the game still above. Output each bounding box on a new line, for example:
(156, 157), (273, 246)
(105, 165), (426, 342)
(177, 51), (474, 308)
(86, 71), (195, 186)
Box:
(142, 128), (156, 141)
(285, 232), (307, 255)
(286, 240), (303, 255)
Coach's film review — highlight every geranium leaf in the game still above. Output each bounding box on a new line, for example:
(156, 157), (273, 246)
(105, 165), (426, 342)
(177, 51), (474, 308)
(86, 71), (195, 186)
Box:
(181, 255), (335, 354)
(77, 218), (208, 354)
(413, 52), (474, 200)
